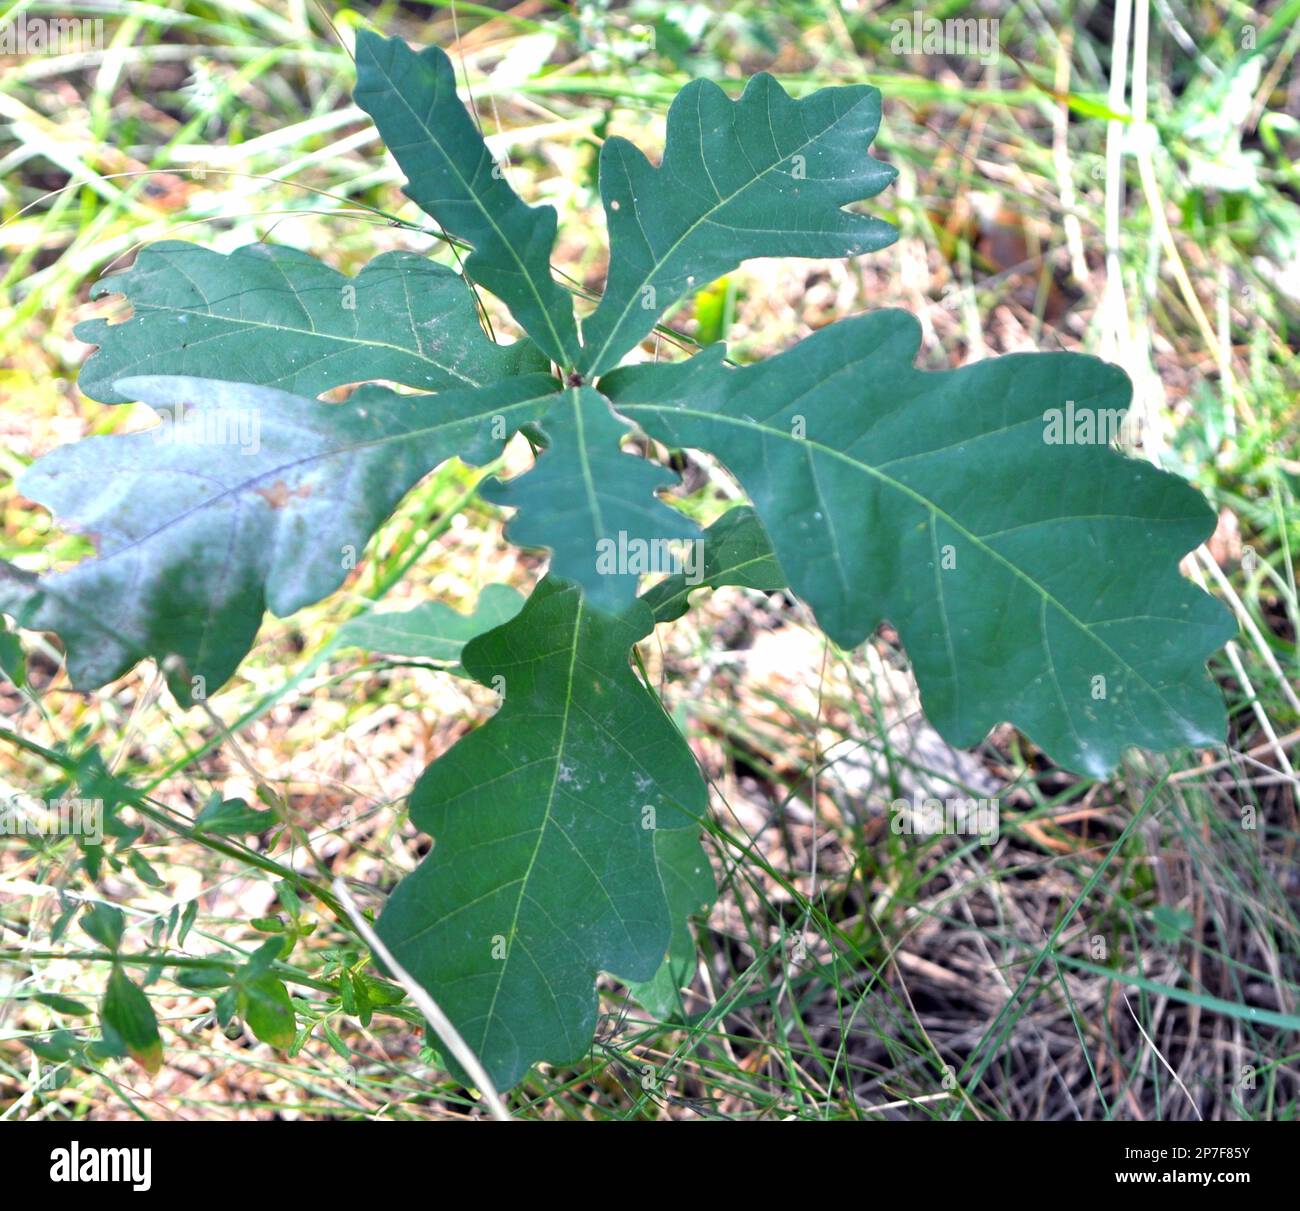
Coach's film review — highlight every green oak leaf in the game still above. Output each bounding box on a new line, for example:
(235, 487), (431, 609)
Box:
(354, 30), (581, 368)
(76, 242), (542, 404)
(376, 577), (711, 1090)
(625, 827), (716, 1020)
(642, 504), (786, 624)
(578, 74), (897, 374)
(483, 388), (702, 612)
(603, 311), (1235, 776)
(0, 373), (558, 703)
(335, 583), (525, 662)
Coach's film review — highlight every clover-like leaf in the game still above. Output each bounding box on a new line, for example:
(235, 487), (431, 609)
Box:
(604, 311), (1235, 775)
(100, 967), (163, 1075)
(1, 373), (558, 703)
(237, 974), (297, 1049)
(483, 388), (701, 612)
(192, 793), (275, 836)
(578, 73), (896, 374)
(354, 30), (581, 368)
(76, 243), (542, 404)
(376, 576), (711, 1090)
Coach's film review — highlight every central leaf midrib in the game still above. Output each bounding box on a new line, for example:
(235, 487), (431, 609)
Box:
(132, 303), (481, 385)
(478, 593), (585, 1052)
(569, 390), (607, 545)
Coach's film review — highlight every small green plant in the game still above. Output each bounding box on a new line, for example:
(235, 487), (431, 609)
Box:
(1, 30), (1235, 1092)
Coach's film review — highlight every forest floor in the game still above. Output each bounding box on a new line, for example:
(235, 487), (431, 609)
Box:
(1, 0), (1297, 1119)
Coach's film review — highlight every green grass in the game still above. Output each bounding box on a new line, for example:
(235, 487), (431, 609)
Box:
(1, 0), (1297, 1120)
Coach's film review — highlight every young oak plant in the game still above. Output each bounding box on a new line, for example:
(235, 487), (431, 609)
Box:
(1, 31), (1235, 1092)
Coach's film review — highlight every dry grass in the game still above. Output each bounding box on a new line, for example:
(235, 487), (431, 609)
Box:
(1, 0), (1297, 1120)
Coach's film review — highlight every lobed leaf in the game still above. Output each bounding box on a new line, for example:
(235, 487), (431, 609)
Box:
(604, 312), (1235, 775)
(625, 827), (716, 1020)
(1, 373), (558, 703)
(578, 73), (896, 374)
(483, 387), (701, 612)
(354, 30), (581, 368)
(642, 504), (786, 624)
(376, 577), (711, 1090)
(76, 242), (541, 404)
(335, 583), (525, 662)
(20, 41), (1235, 1099)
